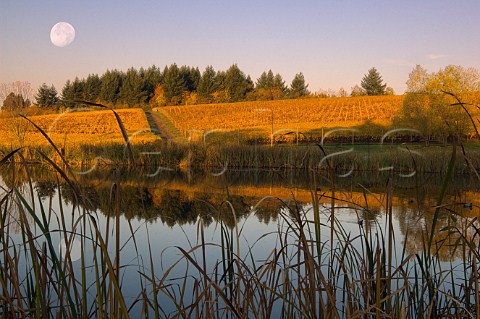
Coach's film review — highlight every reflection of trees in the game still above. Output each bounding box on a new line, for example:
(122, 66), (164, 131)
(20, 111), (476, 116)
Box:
(1, 164), (478, 253)
(35, 181), (56, 198)
(254, 205), (279, 224)
(359, 207), (383, 229)
(56, 183), (258, 228)
(157, 190), (197, 226)
(395, 202), (475, 261)
(0, 173), (34, 235)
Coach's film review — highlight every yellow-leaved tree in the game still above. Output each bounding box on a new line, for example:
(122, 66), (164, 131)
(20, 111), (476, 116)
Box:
(396, 65), (480, 143)
(150, 84), (166, 107)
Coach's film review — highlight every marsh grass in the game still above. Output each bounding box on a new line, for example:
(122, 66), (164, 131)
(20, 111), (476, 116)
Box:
(1, 95), (479, 318)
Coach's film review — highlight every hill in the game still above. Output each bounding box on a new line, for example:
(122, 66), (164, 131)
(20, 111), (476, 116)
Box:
(156, 95), (405, 141)
(0, 108), (158, 149)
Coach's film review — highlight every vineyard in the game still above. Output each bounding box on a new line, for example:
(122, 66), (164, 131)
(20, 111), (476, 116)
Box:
(157, 95), (405, 139)
(0, 108), (158, 148)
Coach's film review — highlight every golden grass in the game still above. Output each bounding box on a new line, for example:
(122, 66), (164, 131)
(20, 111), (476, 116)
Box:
(0, 108), (159, 148)
(157, 95), (405, 137)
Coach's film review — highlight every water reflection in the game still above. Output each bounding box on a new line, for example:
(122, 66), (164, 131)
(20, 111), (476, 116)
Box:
(1, 164), (478, 261)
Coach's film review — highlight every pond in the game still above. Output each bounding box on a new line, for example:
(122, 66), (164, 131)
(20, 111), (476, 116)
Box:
(1, 165), (479, 317)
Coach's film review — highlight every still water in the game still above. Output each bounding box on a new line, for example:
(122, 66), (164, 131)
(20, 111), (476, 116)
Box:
(1, 165), (479, 316)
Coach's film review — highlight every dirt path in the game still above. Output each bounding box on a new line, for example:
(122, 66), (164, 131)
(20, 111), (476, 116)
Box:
(145, 111), (174, 141)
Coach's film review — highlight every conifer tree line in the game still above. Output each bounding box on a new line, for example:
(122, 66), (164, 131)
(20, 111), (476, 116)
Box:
(58, 64), (310, 108)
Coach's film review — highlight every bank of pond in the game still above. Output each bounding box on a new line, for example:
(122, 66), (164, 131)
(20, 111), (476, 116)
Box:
(2, 140), (480, 175)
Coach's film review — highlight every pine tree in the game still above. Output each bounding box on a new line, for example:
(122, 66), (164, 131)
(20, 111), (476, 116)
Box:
(272, 73), (287, 99)
(225, 64), (251, 102)
(163, 64), (186, 105)
(84, 74), (101, 102)
(61, 80), (74, 107)
(118, 67), (147, 107)
(99, 69), (123, 105)
(212, 70), (228, 103)
(72, 77), (85, 101)
(256, 70), (275, 90)
(188, 67), (201, 92)
(35, 83), (58, 108)
(197, 66), (217, 102)
(361, 67), (387, 95)
(143, 65), (162, 104)
(289, 73), (309, 98)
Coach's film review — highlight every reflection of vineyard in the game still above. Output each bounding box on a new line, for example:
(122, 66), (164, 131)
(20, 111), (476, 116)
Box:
(39, 180), (480, 260)
(159, 95), (404, 137)
(2, 165), (479, 259)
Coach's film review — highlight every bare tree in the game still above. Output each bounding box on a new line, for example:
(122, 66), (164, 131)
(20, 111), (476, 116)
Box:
(0, 81), (33, 105)
(1, 82), (34, 148)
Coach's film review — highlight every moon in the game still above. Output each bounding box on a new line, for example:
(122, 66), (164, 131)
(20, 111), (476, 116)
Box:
(59, 236), (82, 262)
(50, 22), (75, 47)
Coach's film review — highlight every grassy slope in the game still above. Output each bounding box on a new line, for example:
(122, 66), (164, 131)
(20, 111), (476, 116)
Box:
(156, 95), (405, 141)
(0, 108), (159, 148)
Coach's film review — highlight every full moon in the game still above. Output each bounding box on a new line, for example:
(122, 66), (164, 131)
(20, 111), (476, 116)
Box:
(50, 22), (75, 47)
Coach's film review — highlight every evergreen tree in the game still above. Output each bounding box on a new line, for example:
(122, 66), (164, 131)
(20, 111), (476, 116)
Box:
(99, 69), (123, 104)
(143, 65), (162, 103)
(61, 80), (74, 107)
(118, 67), (147, 107)
(256, 71), (269, 90)
(256, 70), (275, 90)
(163, 64), (186, 105)
(62, 77), (84, 107)
(84, 74), (101, 102)
(197, 66), (217, 102)
(272, 73), (287, 99)
(35, 83), (58, 108)
(224, 64), (251, 102)
(289, 73), (309, 98)
(212, 71), (228, 103)
(273, 73), (286, 92)
(256, 70), (286, 100)
(361, 67), (387, 95)
(181, 66), (201, 92)
(215, 71), (226, 91)
(72, 77), (85, 101)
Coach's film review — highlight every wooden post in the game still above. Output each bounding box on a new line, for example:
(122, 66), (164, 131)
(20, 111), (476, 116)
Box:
(270, 109), (274, 147)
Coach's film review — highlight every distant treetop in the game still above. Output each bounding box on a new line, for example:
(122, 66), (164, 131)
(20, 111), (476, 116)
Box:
(361, 67), (387, 96)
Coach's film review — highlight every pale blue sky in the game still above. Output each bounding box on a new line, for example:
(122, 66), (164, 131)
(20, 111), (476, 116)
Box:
(1, 0), (479, 95)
